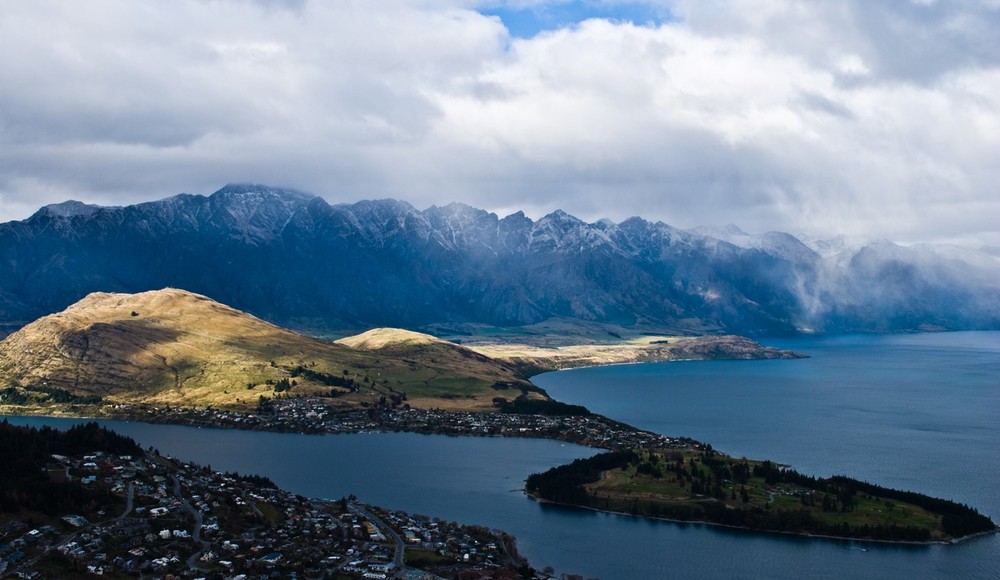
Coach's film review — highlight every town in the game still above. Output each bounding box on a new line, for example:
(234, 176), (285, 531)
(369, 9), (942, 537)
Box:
(108, 396), (698, 453)
(1, 443), (537, 579)
(2, 399), (702, 578)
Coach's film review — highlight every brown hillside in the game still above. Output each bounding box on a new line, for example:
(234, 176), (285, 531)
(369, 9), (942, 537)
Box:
(0, 289), (533, 411)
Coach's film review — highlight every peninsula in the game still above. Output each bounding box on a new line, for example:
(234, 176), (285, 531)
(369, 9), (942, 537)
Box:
(525, 448), (997, 544)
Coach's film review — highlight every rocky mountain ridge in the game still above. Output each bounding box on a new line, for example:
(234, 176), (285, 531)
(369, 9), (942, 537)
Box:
(1, 184), (997, 336)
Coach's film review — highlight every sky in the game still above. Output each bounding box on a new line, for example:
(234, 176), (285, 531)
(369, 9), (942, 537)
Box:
(0, 0), (998, 247)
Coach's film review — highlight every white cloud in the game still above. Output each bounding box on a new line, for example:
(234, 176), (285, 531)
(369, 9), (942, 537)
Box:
(0, 0), (997, 247)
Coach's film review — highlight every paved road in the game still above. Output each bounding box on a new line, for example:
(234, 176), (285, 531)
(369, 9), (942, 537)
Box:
(116, 482), (135, 522)
(349, 502), (406, 576)
(171, 475), (212, 569)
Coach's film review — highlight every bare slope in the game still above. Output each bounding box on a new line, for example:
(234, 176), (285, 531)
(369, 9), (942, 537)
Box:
(335, 328), (443, 350)
(0, 289), (532, 411)
(472, 335), (802, 376)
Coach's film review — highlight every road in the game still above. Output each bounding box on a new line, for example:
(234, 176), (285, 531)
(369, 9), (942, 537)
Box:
(349, 502), (406, 576)
(171, 475), (212, 569)
(116, 482), (135, 521)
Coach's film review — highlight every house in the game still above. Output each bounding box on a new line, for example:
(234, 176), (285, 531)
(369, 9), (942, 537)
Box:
(62, 515), (89, 528)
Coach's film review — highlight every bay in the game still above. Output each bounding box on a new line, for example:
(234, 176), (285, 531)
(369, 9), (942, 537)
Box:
(6, 331), (999, 579)
(535, 331), (1000, 579)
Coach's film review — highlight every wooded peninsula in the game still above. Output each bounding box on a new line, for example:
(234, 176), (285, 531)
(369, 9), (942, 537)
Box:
(526, 447), (997, 543)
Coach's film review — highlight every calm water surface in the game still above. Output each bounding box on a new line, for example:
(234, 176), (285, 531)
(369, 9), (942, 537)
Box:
(7, 331), (999, 579)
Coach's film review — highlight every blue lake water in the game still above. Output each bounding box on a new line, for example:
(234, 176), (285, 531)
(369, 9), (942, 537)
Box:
(6, 331), (999, 579)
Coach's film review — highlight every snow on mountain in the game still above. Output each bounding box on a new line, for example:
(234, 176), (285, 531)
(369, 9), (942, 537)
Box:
(36, 200), (106, 219)
(1, 184), (997, 336)
(694, 225), (820, 263)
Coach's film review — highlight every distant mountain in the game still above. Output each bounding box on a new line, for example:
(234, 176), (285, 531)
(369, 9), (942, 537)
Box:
(0, 184), (997, 336)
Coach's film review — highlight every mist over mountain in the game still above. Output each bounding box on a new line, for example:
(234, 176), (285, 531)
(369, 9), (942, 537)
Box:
(1, 184), (997, 337)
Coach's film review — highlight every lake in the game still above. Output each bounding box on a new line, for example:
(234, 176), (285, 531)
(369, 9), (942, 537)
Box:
(6, 331), (999, 579)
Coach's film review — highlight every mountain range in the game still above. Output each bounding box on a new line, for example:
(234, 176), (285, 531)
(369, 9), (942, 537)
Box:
(1, 184), (997, 337)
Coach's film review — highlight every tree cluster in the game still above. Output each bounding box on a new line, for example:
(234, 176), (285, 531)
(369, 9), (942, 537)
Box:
(0, 385), (101, 405)
(288, 365), (359, 391)
(493, 395), (592, 417)
(525, 451), (638, 504)
(0, 420), (141, 515)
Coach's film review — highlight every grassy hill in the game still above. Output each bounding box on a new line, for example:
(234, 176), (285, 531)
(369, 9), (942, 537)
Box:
(0, 289), (535, 412)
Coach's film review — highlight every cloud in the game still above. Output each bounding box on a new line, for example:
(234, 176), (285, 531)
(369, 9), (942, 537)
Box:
(0, 0), (997, 247)
(669, 0), (1000, 84)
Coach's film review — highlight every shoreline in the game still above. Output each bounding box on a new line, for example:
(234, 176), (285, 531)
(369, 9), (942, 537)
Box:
(8, 406), (996, 550)
(544, 354), (804, 374)
(0, 399), (700, 451)
(5, 406), (1000, 547)
(4, 374), (995, 553)
(475, 334), (807, 378)
(524, 491), (1000, 547)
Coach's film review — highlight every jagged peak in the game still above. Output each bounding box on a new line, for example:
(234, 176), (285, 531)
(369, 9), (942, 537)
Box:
(689, 223), (748, 239)
(500, 210), (530, 224)
(539, 208), (581, 223)
(427, 201), (483, 214)
(35, 200), (106, 219)
(850, 239), (911, 263)
(345, 198), (418, 215)
(423, 202), (497, 224)
(619, 216), (650, 229)
(799, 234), (870, 257)
(533, 209), (588, 235)
(689, 225), (819, 261)
(211, 183), (314, 201)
